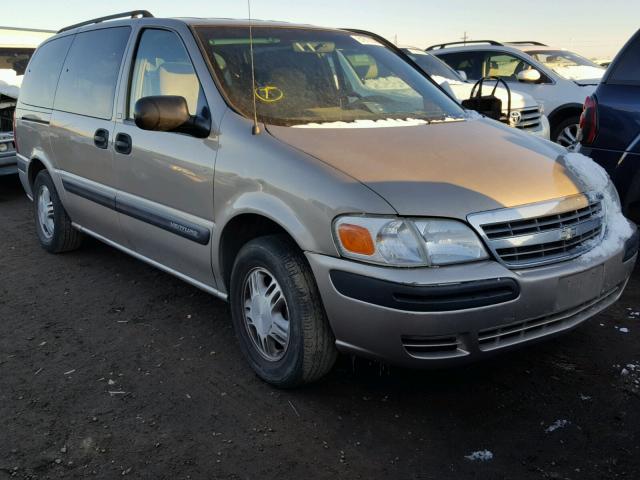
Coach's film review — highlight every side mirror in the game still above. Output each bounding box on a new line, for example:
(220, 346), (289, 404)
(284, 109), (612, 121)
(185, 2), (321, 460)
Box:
(516, 69), (542, 83)
(456, 70), (468, 81)
(134, 96), (210, 138)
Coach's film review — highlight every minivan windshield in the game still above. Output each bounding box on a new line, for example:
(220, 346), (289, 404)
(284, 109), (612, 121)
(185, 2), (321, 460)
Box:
(526, 49), (605, 81)
(196, 27), (465, 126)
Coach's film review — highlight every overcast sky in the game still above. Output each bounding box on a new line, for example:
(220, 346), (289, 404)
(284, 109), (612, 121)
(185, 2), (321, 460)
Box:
(2, 0), (637, 58)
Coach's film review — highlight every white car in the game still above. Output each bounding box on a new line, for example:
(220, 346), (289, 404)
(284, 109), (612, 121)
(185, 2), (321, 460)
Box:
(402, 48), (550, 139)
(428, 41), (607, 147)
(0, 26), (54, 175)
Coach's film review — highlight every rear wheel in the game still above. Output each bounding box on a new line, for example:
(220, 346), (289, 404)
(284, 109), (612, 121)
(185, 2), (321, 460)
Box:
(229, 234), (337, 387)
(552, 116), (581, 148)
(33, 170), (83, 253)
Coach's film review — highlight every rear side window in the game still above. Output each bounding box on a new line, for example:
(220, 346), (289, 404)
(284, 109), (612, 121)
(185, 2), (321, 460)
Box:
(19, 36), (73, 109)
(436, 51), (485, 80)
(54, 27), (131, 119)
(608, 34), (640, 85)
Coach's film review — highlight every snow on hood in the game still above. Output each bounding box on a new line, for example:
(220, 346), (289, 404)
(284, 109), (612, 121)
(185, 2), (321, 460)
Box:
(0, 81), (19, 100)
(0, 69), (22, 99)
(561, 152), (635, 262)
(292, 117), (467, 129)
(552, 65), (605, 83)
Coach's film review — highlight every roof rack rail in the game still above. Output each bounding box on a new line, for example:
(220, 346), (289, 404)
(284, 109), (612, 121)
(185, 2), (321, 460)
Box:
(58, 10), (153, 34)
(426, 40), (503, 51)
(505, 41), (548, 46)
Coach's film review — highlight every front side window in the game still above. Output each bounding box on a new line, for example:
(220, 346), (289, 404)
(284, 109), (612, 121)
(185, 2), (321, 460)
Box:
(54, 27), (131, 119)
(196, 27), (464, 126)
(526, 49), (605, 81)
(485, 53), (523, 79)
(128, 29), (206, 119)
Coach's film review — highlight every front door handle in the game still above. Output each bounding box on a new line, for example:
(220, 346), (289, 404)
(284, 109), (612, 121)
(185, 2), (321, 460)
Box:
(94, 129), (109, 149)
(114, 133), (132, 155)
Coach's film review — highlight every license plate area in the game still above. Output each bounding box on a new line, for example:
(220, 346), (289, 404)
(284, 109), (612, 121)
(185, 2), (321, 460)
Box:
(556, 265), (604, 311)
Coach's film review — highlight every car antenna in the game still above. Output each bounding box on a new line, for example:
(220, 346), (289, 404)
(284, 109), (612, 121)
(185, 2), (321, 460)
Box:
(248, 0), (261, 135)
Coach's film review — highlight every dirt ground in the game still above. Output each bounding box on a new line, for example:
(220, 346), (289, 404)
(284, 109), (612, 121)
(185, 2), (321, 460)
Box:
(1, 173), (639, 479)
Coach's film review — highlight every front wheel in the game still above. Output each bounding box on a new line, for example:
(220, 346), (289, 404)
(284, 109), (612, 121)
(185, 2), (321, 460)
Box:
(229, 235), (337, 387)
(552, 116), (581, 148)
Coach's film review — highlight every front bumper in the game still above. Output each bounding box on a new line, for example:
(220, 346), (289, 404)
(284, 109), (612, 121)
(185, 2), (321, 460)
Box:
(307, 224), (637, 367)
(0, 135), (17, 176)
(0, 152), (17, 176)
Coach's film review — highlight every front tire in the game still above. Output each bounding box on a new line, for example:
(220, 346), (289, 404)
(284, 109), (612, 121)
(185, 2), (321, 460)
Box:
(33, 170), (83, 253)
(552, 116), (581, 148)
(229, 235), (337, 387)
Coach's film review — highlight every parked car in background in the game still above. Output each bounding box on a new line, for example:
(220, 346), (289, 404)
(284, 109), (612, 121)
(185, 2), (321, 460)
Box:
(14, 12), (637, 387)
(402, 47), (549, 139)
(429, 40), (607, 147)
(0, 26), (54, 175)
(579, 29), (640, 223)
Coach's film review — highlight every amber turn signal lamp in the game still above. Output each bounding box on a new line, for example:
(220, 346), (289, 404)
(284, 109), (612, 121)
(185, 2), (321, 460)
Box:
(337, 223), (375, 256)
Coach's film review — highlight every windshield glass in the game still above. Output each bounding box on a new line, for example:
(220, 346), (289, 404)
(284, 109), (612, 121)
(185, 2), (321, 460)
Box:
(526, 49), (605, 81)
(0, 48), (35, 91)
(402, 49), (463, 83)
(196, 27), (465, 127)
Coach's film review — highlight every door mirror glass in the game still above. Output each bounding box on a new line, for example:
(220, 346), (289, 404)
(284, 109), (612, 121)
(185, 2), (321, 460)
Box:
(456, 70), (468, 81)
(517, 69), (542, 83)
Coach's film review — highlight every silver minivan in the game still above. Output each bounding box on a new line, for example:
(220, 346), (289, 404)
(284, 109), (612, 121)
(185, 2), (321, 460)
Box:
(15, 12), (638, 387)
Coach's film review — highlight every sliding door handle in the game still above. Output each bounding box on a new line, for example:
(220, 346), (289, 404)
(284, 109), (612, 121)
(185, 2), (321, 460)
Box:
(93, 129), (109, 149)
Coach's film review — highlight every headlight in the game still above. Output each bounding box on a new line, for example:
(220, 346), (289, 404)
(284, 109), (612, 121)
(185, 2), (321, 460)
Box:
(0, 143), (8, 153)
(333, 216), (489, 267)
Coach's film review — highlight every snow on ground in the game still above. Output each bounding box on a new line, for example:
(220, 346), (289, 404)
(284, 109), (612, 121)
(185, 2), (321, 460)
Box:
(545, 419), (570, 433)
(614, 362), (640, 394)
(464, 450), (493, 461)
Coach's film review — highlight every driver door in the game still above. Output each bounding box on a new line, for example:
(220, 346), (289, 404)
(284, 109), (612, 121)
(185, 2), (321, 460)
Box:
(113, 27), (219, 287)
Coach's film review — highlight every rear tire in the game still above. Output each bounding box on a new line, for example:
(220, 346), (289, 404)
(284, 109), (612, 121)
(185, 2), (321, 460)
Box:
(552, 115), (580, 148)
(229, 234), (337, 387)
(33, 170), (83, 253)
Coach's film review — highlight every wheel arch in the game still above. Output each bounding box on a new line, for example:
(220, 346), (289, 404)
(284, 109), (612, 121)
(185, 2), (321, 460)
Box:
(547, 103), (583, 130)
(217, 211), (310, 293)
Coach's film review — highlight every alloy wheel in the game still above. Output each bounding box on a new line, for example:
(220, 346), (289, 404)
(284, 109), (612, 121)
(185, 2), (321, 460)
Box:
(242, 267), (290, 361)
(37, 185), (55, 239)
(557, 123), (580, 148)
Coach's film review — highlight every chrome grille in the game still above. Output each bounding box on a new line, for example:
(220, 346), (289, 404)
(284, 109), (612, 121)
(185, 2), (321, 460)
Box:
(468, 194), (605, 269)
(500, 107), (542, 130)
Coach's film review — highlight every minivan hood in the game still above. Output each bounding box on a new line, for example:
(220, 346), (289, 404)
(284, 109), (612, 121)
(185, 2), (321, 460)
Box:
(267, 119), (582, 219)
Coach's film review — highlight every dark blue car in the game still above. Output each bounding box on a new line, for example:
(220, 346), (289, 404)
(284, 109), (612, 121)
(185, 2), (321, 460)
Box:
(579, 29), (640, 223)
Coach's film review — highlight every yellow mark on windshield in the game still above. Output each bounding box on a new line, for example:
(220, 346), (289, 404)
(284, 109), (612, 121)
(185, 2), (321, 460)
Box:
(255, 85), (284, 103)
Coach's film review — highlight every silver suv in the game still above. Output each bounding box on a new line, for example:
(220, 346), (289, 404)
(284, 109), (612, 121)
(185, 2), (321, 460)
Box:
(429, 41), (607, 147)
(15, 12), (638, 386)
